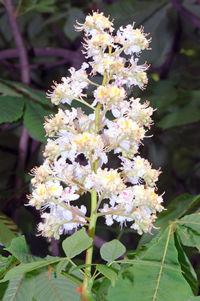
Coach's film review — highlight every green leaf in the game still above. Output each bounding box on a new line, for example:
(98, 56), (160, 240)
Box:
(176, 214), (200, 249)
(62, 228), (92, 259)
(32, 0), (56, 13)
(0, 255), (18, 279)
(100, 239), (126, 262)
(27, 14), (44, 38)
(70, 264), (93, 273)
(96, 264), (117, 287)
(0, 96), (24, 124)
(0, 257), (64, 282)
(0, 282), (8, 300)
(106, 275), (134, 301)
(107, 226), (193, 301)
(0, 213), (19, 236)
(2, 274), (34, 301)
(139, 194), (200, 247)
(187, 298), (200, 301)
(0, 218), (16, 247)
(55, 260), (68, 277)
(158, 106), (200, 129)
(0, 82), (21, 97)
(33, 271), (80, 301)
(23, 101), (53, 142)
(5, 236), (40, 263)
(64, 8), (84, 41)
(0, 79), (53, 107)
(174, 233), (198, 295)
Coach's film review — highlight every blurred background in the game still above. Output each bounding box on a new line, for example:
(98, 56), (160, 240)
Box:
(0, 0), (200, 259)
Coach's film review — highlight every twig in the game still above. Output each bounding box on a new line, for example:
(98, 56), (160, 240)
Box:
(4, 0), (30, 84)
(3, 58), (72, 70)
(4, 0), (30, 222)
(169, 0), (200, 28)
(0, 47), (84, 68)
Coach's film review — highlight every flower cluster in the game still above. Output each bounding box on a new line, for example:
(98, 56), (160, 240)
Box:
(28, 11), (164, 239)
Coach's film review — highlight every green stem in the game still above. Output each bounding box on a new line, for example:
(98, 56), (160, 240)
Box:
(81, 190), (97, 301)
(81, 71), (107, 301)
(74, 97), (95, 111)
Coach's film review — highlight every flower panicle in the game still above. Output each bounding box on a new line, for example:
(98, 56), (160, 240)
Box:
(28, 11), (164, 239)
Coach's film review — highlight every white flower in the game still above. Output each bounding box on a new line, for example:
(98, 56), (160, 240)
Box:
(83, 33), (115, 59)
(93, 84), (126, 107)
(90, 53), (125, 76)
(75, 12), (114, 35)
(47, 63), (89, 105)
(116, 24), (150, 55)
(85, 168), (125, 194)
(28, 11), (165, 239)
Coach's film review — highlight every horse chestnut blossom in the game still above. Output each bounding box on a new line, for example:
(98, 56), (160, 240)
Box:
(27, 11), (164, 239)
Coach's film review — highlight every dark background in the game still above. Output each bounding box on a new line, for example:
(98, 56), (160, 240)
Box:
(0, 0), (200, 264)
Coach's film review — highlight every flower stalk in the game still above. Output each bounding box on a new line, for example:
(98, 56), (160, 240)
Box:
(28, 11), (165, 299)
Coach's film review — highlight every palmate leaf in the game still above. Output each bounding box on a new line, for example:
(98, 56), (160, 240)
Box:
(23, 101), (53, 142)
(0, 213), (19, 236)
(0, 257), (65, 283)
(138, 194), (200, 247)
(107, 225), (194, 301)
(0, 81), (21, 97)
(0, 217), (16, 248)
(2, 274), (34, 301)
(2, 270), (80, 301)
(33, 271), (80, 301)
(0, 255), (18, 280)
(100, 239), (126, 262)
(0, 79), (53, 107)
(5, 236), (40, 263)
(158, 105), (200, 129)
(176, 214), (200, 249)
(62, 228), (92, 259)
(96, 264), (117, 287)
(0, 96), (24, 124)
(174, 233), (198, 295)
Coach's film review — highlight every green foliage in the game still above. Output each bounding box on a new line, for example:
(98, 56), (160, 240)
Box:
(20, 0), (57, 13)
(2, 274), (34, 301)
(62, 228), (93, 259)
(0, 82), (21, 97)
(0, 213), (19, 236)
(100, 239), (126, 262)
(0, 0), (200, 299)
(5, 236), (40, 263)
(158, 103), (200, 129)
(96, 264), (117, 287)
(55, 259), (69, 277)
(0, 255), (18, 279)
(33, 271), (80, 301)
(139, 194), (200, 246)
(176, 214), (200, 250)
(107, 226), (193, 301)
(0, 218), (16, 248)
(23, 101), (52, 142)
(174, 233), (198, 295)
(0, 257), (64, 283)
(0, 78), (54, 142)
(64, 7), (84, 41)
(2, 271), (81, 301)
(1, 213), (200, 299)
(0, 96), (24, 124)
